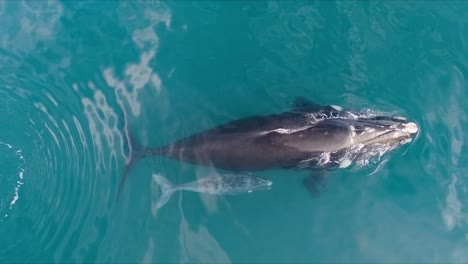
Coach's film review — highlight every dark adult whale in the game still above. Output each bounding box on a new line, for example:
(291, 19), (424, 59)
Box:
(119, 97), (418, 195)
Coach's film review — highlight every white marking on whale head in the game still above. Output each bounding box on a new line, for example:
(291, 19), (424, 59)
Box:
(269, 126), (311, 134)
(402, 122), (418, 134)
(392, 132), (401, 139)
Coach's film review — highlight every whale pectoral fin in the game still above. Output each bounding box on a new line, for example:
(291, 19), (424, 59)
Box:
(292, 96), (324, 112)
(303, 171), (329, 197)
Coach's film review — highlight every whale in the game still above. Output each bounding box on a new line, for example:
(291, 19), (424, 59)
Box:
(152, 173), (272, 209)
(119, 97), (418, 195)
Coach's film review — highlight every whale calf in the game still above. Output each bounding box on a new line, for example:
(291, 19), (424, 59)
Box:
(119, 97), (418, 195)
(152, 173), (272, 209)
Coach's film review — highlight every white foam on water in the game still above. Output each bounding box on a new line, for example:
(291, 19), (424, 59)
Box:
(318, 152), (331, 165)
(0, 143), (26, 221)
(0, 141), (13, 149)
(297, 157), (319, 169)
(337, 141), (396, 168)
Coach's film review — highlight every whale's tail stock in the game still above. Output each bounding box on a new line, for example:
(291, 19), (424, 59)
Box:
(116, 132), (165, 199)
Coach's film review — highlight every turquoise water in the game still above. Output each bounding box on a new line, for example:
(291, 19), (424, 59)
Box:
(1, 1), (468, 262)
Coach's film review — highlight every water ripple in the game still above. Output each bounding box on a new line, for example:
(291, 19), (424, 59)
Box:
(1, 1), (173, 262)
(0, 51), (94, 261)
(0, 3), (103, 260)
(0, 142), (26, 220)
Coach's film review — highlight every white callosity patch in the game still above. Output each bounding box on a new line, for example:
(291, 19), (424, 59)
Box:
(391, 131), (402, 139)
(299, 108), (414, 169)
(269, 126), (310, 134)
(402, 122), (418, 134)
(330, 129), (399, 168)
(303, 107), (385, 125)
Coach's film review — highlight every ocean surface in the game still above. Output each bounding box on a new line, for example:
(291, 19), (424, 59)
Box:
(1, 1), (468, 263)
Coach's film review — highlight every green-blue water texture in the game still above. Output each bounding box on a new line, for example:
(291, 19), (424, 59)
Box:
(1, 1), (468, 263)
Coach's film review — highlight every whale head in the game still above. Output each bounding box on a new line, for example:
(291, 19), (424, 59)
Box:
(350, 116), (418, 147)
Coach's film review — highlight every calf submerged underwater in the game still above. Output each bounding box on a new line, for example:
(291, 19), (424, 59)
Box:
(119, 97), (418, 198)
(152, 173), (272, 209)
